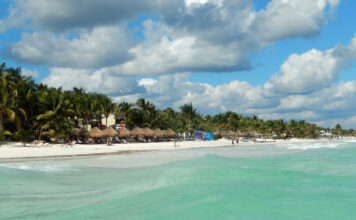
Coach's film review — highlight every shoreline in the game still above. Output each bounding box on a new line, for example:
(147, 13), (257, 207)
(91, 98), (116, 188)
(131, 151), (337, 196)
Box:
(0, 138), (344, 160)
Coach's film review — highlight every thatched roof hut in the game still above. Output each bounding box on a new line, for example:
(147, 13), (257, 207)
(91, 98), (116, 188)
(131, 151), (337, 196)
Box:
(131, 127), (145, 137)
(89, 127), (103, 138)
(76, 128), (89, 138)
(248, 130), (259, 136)
(166, 128), (176, 137)
(102, 127), (118, 137)
(154, 128), (164, 138)
(143, 127), (155, 137)
(235, 130), (243, 136)
(118, 127), (131, 137)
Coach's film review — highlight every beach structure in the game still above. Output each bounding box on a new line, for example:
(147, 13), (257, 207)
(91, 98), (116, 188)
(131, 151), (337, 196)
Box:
(101, 127), (118, 137)
(76, 128), (89, 138)
(166, 128), (176, 137)
(143, 127), (155, 137)
(89, 127), (104, 139)
(131, 127), (145, 138)
(235, 130), (243, 137)
(154, 128), (165, 138)
(118, 127), (131, 138)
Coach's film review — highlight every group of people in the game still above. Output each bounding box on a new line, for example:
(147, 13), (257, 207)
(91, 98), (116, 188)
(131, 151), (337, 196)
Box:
(231, 138), (239, 147)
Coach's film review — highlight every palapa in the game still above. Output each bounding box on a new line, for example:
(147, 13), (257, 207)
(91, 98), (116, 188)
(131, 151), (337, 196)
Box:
(101, 127), (118, 137)
(248, 130), (259, 136)
(154, 128), (164, 137)
(143, 127), (155, 137)
(118, 127), (131, 137)
(76, 127), (89, 137)
(235, 129), (243, 136)
(89, 127), (103, 138)
(131, 127), (145, 137)
(166, 128), (176, 137)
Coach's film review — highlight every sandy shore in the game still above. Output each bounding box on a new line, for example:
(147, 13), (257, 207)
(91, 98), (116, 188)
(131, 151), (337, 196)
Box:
(0, 138), (322, 159)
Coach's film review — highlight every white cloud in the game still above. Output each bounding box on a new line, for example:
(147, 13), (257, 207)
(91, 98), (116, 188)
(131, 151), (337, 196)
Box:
(41, 67), (142, 96)
(265, 34), (356, 94)
(5, 26), (132, 68)
(21, 68), (39, 78)
(253, 0), (339, 41)
(2, 0), (340, 75)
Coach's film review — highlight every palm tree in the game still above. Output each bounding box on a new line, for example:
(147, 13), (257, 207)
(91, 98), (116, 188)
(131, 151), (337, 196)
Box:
(35, 89), (74, 142)
(118, 101), (133, 123)
(180, 103), (197, 131)
(0, 66), (26, 139)
(99, 95), (116, 126)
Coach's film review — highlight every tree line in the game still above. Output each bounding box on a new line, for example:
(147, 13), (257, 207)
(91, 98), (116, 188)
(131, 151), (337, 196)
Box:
(0, 63), (354, 143)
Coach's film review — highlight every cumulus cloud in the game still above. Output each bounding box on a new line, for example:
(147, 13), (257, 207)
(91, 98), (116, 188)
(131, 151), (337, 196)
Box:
(2, 0), (340, 75)
(42, 67), (143, 96)
(265, 34), (356, 94)
(132, 73), (266, 114)
(21, 68), (40, 78)
(0, 0), (176, 32)
(253, 0), (340, 41)
(4, 26), (133, 68)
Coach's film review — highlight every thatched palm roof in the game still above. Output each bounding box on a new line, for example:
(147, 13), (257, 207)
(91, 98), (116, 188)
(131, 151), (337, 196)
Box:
(102, 127), (118, 137)
(89, 127), (103, 138)
(143, 127), (155, 137)
(76, 128), (89, 137)
(235, 130), (243, 136)
(248, 130), (259, 136)
(166, 128), (176, 137)
(131, 127), (145, 137)
(154, 128), (164, 137)
(118, 127), (131, 137)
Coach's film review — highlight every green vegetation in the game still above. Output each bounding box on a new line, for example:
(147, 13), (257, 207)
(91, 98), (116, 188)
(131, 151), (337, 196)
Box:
(0, 63), (355, 142)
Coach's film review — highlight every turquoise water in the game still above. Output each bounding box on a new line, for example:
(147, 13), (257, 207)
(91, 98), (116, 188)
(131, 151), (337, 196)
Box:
(1, 141), (356, 219)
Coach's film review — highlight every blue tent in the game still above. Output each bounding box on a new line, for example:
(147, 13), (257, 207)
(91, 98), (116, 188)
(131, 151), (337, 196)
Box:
(193, 130), (215, 141)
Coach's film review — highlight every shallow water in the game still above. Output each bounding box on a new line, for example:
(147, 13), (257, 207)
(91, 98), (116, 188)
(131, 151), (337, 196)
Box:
(1, 141), (356, 219)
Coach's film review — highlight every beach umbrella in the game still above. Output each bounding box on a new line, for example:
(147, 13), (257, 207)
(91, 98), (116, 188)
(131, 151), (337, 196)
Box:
(143, 127), (155, 137)
(118, 127), (131, 137)
(89, 127), (104, 138)
(154, 128), (164, 138)
(101, 127), (118, 137)
(166, 128), (176, 137)
(131, 127), (145, 137)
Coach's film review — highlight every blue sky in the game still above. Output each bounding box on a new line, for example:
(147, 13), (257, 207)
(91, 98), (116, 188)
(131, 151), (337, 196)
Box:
(1, 0), (356, 128)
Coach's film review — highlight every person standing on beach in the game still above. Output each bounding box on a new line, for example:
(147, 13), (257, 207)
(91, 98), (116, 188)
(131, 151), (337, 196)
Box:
(174, 138), (177, 148)
(232, 139), (234, 147)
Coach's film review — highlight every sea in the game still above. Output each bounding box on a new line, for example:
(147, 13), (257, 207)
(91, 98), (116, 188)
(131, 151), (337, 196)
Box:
(1, 140), (356, 219)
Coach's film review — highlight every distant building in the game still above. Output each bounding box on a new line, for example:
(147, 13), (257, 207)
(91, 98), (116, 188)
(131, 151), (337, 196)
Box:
(320, 130), (332, 137)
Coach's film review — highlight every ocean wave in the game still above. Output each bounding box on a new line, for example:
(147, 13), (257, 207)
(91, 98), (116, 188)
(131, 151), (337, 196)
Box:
(0, 163), (75, 172)
(285, 141), (342, 150)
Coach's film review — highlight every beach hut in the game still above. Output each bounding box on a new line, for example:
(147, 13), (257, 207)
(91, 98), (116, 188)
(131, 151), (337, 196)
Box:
(143, 127), (155, 137)
(235, 130), (243, 137)
(131, 127), (145, 137)
(154, 128), (164, 138)
(166, 128), (176, 137)
(118, 127), (131, 138)
(89, 127), (104, 138)
(101, 127), (118, 137)
(76, 128), (89, 138)
(227, 130), (235, 138)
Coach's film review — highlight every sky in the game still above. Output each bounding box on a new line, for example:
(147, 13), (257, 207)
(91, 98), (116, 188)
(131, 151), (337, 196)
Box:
(1, 0), (356, 128)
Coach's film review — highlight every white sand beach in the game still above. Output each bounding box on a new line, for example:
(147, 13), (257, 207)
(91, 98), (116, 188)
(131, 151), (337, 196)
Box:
(0, 138), (322, 159)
